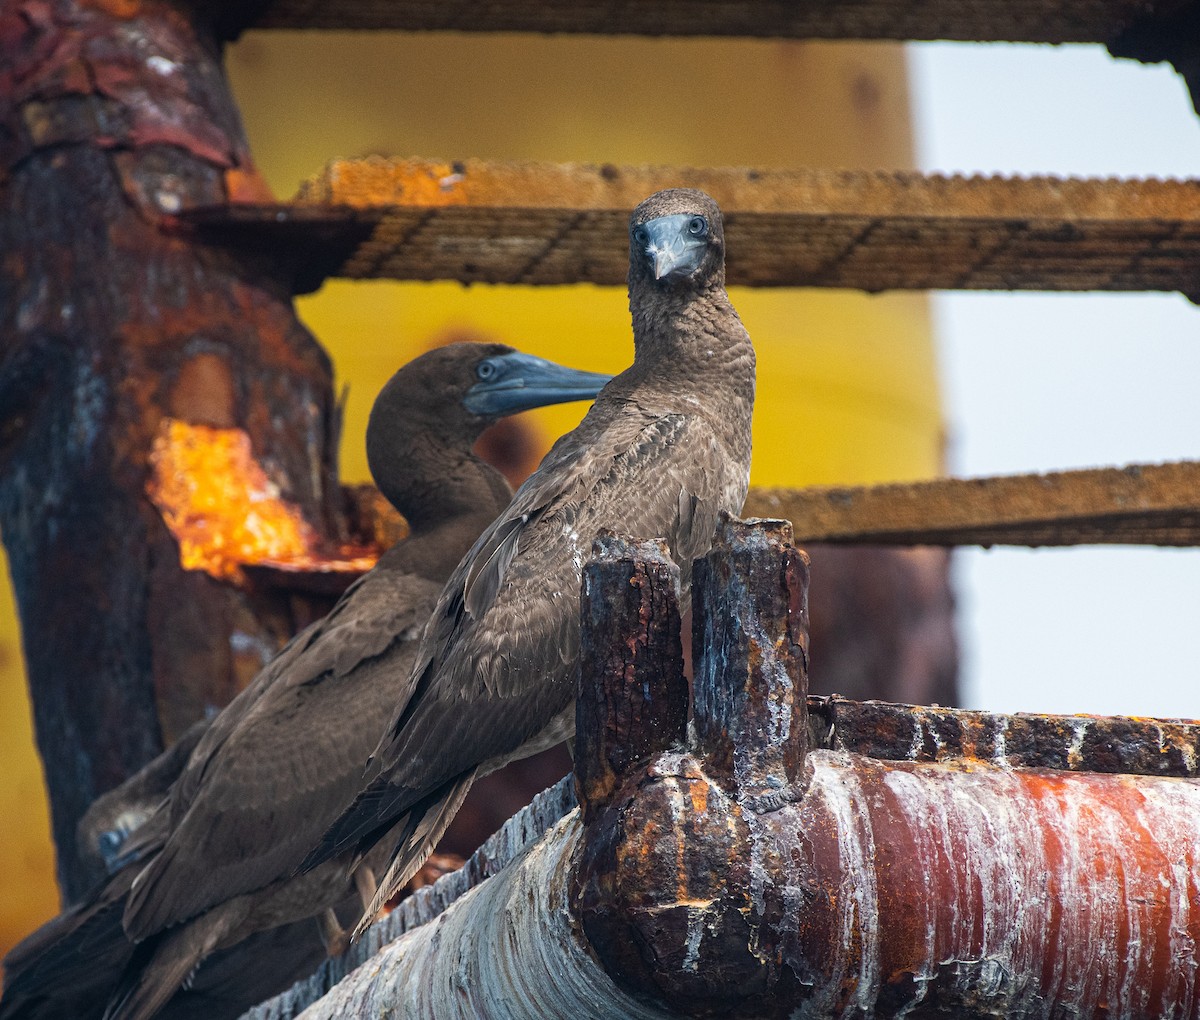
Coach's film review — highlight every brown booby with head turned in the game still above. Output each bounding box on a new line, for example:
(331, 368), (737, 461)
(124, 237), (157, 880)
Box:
(0, 342), (610, 1020)
(309, 188), (757, 935)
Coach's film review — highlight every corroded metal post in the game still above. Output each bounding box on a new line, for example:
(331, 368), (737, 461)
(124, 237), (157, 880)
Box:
(576, 516), (810, 1015)
(0, 0), (345, 898)
(574, 533), (687, 823)
(692, 515), (810, 806)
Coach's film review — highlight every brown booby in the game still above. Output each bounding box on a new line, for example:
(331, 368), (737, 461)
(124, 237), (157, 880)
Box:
(0, 342), (610, 1020)
(310, 189), (756, 934)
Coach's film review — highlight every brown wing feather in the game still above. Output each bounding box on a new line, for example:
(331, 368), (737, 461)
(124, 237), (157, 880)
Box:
(369, 405), (747, 852)
(350, 770), (478, 941)
(123, 568), (442, 941)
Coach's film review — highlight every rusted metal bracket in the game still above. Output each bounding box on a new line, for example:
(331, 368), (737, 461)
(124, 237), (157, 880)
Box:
(1110, 1), (1200, 114)
(177, 204), (378, 296)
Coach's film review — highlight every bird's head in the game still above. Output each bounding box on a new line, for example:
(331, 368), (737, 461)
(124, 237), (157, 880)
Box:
(458, 344), (613, 422)
(628, 188), (725, 290)
(367, 342), (611, 481)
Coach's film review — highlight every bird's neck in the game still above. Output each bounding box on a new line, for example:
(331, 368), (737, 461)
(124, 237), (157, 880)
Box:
(373, 435), (513, 582)
(627, 279), (756, 412)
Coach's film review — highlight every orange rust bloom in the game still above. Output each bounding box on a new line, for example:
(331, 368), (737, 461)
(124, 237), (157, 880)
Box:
(147, 419), (376, 582)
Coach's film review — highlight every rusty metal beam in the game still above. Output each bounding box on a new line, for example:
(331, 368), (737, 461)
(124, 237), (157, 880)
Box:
(746, 460), (1200, 547)
(811, 696), (1200, 778)
(242, 0), (1194, 47)
(236, 1), (1200, 114)
(185, 158), (1200, 295)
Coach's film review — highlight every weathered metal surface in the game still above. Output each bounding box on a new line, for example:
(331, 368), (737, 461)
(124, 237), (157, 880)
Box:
(258, 753), (1200, 1020)
(771, 751), (1200, 1018)
(748, 460), (1200, 547)
(810, 696), (1200, 778)
(692, 516), (810, 805)
(575, 534), (687, 823)
(217, 157), (1200, 295)
(287, 812), (674, 1020)
(577, 518), (807, 1015)
(0, 0), (345, 898)
(572, 518), (1200, 1018)
(244, 0), (1192, 46)
(242, 777), (581, 1020)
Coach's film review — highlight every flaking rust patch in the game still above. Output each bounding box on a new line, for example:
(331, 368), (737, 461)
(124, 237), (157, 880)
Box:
(689, 779), (709, 818)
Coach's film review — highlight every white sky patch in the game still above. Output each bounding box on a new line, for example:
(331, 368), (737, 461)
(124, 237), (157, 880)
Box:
(908, 42), (1200, 718)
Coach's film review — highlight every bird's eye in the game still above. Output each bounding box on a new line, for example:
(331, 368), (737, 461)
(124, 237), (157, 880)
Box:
(476, 360), (498, 381)
(688, 216), (708, 237)
(632, 226), (650, 247)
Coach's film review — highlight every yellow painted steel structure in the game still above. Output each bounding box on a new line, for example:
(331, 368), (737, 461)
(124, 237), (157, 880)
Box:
(0, 33), (941, 956)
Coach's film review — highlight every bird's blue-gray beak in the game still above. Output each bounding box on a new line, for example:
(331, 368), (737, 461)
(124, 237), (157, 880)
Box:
(463, 351), (612, 416)
(640, 213), (708, 280)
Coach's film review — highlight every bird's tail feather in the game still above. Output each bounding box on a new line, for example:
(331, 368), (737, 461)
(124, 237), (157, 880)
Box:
(351, 770), (478, 941)
(301, 776), (405, 873)
(102, 903), (239, 1020)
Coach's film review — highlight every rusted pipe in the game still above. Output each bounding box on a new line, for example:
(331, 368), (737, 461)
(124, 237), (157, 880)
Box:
(775, 753), (1200, 1017)
(575, 517), (1200, 1018)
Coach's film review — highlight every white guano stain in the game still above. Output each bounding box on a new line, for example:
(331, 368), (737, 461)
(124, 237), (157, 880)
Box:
(1066, 720), (1087, 770)
(1181, 738), (1198, 776)
(794, 754), (880, 1018)
(682, 907), (706, 971)
(793, 751), (1200, 1018)
(993, 722), (1009, 766)
(908, 720), (925, 761)
(1141, 780), (1200, 1017)
(299, 815), (674, 1020)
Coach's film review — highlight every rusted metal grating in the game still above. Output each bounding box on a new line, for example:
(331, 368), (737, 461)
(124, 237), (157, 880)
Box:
(247, 0), (1192, 45)
(746, 460), (1200, 546)
(186, 158), (1200, 295)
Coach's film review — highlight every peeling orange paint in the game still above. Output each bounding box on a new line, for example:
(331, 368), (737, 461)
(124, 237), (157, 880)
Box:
(224, 165), (276, 204)
(307, 159), (473, 208)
